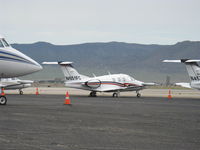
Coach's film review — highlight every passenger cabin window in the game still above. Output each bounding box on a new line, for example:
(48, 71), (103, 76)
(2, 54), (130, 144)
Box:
(2, 39), (9, 47)
(0, 40), (4, 47)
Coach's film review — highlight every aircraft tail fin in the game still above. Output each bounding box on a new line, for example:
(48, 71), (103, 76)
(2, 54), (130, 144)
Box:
(163, 59), (200, 83)
(42, 62), (89, 82)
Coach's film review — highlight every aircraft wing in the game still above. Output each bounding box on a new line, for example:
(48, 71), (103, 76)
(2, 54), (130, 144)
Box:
(96, 86), (125, 92)
(175, 82), (191, 89)
(0, 79), (33, 88)
(0, 82), (18, 87)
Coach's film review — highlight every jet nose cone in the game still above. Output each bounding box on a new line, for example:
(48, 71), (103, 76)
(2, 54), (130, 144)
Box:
(32, 62), (43, 72)
(36, 63), (43, 71)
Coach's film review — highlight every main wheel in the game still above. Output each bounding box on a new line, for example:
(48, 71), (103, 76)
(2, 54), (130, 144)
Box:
(0, 96), (7, 105)
(89, 91), (97, 97)
(19, 90), (23, 95)
(112, 93), (118, 97)
(137, 93), (141, 98)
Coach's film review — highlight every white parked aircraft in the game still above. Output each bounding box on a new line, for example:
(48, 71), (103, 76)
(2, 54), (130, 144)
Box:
(1, 78), (33, 95)
(43, 62), (156, 97)
(0, 35), (42, 105)
(163, 59), (200, 90)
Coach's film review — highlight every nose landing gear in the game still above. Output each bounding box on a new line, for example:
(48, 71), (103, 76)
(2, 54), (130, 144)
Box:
(136, 91), (141, 98)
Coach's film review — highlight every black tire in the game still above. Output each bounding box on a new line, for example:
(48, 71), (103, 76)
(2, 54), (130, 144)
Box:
(113, 93), (118, 97)
(0, 96), (7, 105)
(19, 90), (23, 95)
(90, 91), (97, 97)
(137, 93), (141, 98)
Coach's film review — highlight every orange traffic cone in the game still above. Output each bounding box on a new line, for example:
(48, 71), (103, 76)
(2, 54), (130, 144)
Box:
(35, 88), (39, 95)
(1, 88), (5, 96)
(168, 89), (172, 99)
(64, 91), (71, 105)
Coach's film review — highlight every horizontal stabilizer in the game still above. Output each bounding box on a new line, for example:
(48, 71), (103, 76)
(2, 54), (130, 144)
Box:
(184, 60), (200, 63)
(163, 59), (200, 63)
(175, 82), (191, 89)
(163, 60), (182, 63)
(42, 62), (73, 65)
(42, 61), (88, 81)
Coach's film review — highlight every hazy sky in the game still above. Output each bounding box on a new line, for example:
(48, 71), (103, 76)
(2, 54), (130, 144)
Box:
(0, 0), (199, 44)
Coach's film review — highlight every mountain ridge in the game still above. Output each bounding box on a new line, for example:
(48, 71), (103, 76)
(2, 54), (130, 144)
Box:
(11, 40), (200, 82)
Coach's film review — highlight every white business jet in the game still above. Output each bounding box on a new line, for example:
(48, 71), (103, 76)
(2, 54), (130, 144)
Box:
(43, 62), (156, 97)
(0, 35), (42, 105)
(1, 78), (33, 95)
(163, 59), (200, 90)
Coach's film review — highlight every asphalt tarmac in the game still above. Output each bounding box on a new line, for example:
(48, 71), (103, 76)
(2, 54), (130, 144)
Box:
(0, 95), (200, 150)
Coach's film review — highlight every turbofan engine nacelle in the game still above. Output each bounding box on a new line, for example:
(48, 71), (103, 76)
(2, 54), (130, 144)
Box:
(85, 79), (101, 88)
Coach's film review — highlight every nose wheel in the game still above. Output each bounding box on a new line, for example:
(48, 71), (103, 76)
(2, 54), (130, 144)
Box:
(89, 91), (97, 97)
(0, 96), (7, 105)
(136, 91), (141, 98)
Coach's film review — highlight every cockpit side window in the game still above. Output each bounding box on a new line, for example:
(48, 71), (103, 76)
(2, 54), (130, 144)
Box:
(2, 38), (10, 47)
(0, 40), (4, 48)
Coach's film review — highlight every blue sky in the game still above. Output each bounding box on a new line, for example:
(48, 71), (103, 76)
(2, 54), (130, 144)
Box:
(0, 0), (199, 44)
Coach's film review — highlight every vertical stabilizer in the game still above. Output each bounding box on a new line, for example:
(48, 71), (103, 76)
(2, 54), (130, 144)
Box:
(42, 62), (89, 82)
(183, 61), (200, 83)
(163, 59), (200, 83)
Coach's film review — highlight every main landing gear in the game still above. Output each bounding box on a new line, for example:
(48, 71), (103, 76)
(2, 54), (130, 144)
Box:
(0, 96), (7, 105)
(112, 91), (120, 98)
(136, 91), (141, 98)
(89, 91), (97, 97)
(112, 93), (118, 97)
(19, 90), (23, 95)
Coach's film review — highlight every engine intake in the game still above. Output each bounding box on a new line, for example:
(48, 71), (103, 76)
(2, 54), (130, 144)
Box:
(85, 79), (101, 88)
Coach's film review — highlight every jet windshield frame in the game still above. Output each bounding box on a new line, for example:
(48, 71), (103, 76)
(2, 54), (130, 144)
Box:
(1, 38), (10, 47)
(0, 39), (4, 48)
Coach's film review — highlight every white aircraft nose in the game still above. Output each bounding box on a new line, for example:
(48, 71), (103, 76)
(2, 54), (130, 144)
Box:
(7, 47), (43, 76)
(34, 63), (43, 72)
(27, 58), (43, 73)
(0, 40), (42, 78)
(34, 61), (43, 71)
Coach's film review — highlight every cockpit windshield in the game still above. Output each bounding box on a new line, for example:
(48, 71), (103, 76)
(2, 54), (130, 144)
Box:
(130, 77), (135, 81)
(0, 40), (4, 48)
(2, 38), (10, 47)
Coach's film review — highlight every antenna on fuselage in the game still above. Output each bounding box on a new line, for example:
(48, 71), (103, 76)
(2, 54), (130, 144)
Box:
(92, 73), (96, 77)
